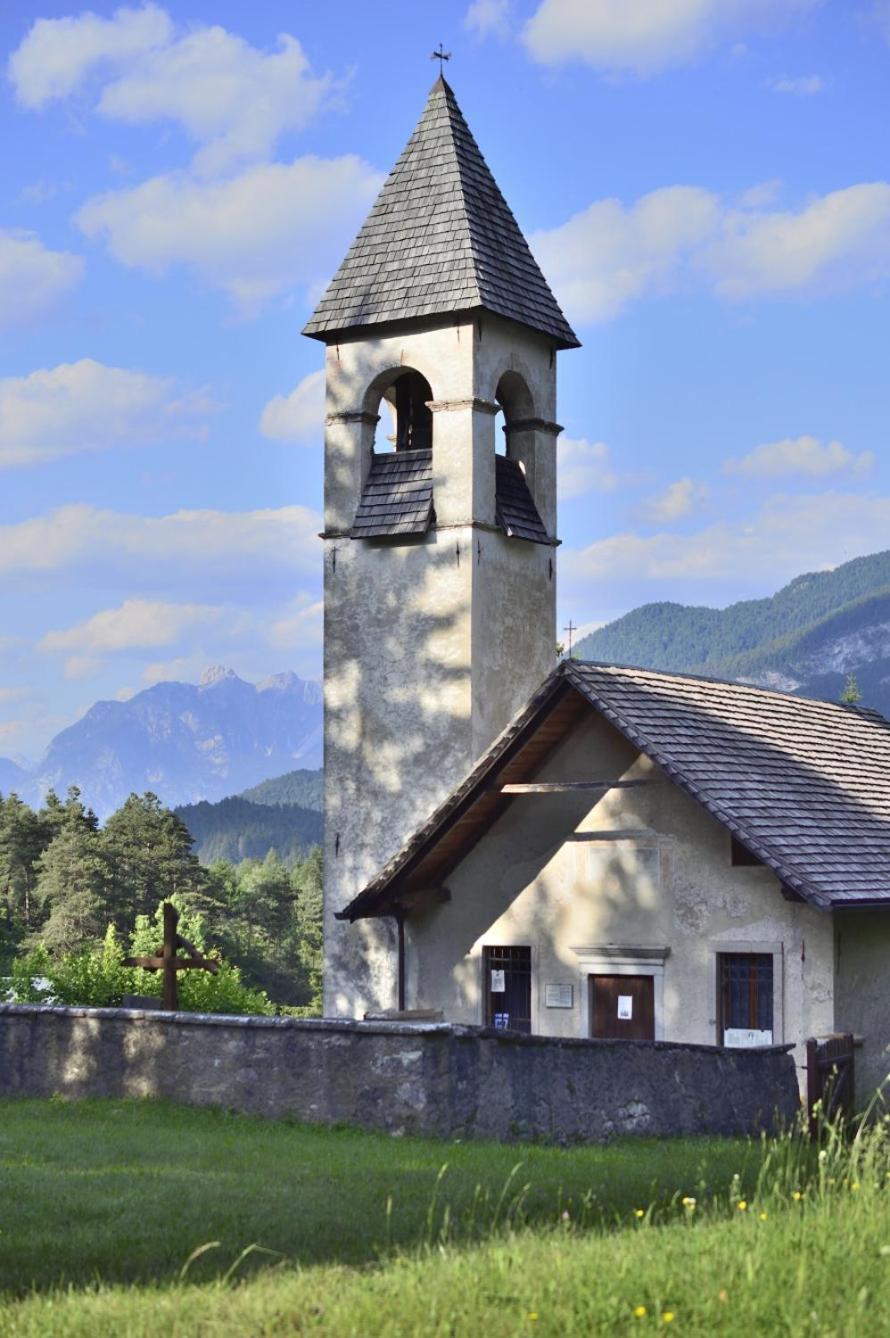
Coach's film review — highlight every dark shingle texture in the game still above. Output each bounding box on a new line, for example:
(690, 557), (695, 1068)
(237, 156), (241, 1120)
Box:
(342, 661), (890, 918)
(351, 449), (433, 538)
(567, 662), (890, 908)
(303, 78), (579, 348)
(495, 455), (549, 544)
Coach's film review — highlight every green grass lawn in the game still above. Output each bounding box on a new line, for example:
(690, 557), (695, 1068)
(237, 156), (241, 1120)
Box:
(1, 1098), (888, 1334)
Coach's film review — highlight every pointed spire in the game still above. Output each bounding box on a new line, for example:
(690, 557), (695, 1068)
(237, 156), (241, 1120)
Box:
(303, 81), (579, 348)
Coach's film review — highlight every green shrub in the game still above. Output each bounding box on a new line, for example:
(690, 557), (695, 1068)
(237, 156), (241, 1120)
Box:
(7, 905), (276, 1016)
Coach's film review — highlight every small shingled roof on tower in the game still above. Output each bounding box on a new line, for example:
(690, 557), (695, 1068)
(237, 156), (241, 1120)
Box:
(303, 77), (580, 349)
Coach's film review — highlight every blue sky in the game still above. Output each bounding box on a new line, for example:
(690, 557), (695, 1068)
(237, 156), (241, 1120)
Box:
(1, 0), (889, 758)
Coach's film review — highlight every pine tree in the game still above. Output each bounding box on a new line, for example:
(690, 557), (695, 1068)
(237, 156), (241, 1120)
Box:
(35, 824), (110, 953)
(0, 792), (47, 938)
(101, 793), (207, 930)
(840, 673), (863, 705)
(293, 846), (323, 1010)
(39, 786), (99, 841)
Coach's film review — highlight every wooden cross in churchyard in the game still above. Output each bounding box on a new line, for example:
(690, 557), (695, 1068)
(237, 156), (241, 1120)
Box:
(431, 43), (451, 75)
(564, 620), (577, 657)
(123, 902), (218, 1011)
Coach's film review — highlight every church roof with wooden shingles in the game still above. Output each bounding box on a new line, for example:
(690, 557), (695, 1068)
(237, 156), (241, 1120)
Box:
(303, 77), (579, 348)
(340, 660), (890, 919)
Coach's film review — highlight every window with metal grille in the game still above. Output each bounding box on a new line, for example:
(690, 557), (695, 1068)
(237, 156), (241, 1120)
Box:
(718, 953), (773, 1040)
(483, 945), (531, 1033)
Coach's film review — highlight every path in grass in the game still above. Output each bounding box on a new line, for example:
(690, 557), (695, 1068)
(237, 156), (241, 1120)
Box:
(0, 1098), (762, 1294)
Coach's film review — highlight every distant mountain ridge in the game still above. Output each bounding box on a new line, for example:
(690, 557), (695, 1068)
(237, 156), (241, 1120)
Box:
(0, 667), (322, 818)
(575, 550), (890, 716)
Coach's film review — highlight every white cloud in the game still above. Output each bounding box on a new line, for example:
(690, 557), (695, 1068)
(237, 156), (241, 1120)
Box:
(98, 28), (332, 177)
(260, 371), (325, 444)
(0, 503), (321, 591)
(533, 186), (720, 322)
(702, 183), (890, 300)
(533, 181), (890, 323)
(7, 3), (172, 107)
(8, 6), (333, 176)
(523, 0), (818, 76)
(564, 491), (890, 591)
(0, 687), (30, 705)
(76, 155), (381, 315)
(0, 229), (84, 329)
(645, 477), (708, 523)
(465, 0), (511, 38)
(558, 438), (620, 500)
(39, 598), (248, 680)
(766, 73), (824, 95)
(39, 598), (232, 655)
(0, 359), (214, 469)
(725, 435), (875, 479)
(268, 596), (324, 650)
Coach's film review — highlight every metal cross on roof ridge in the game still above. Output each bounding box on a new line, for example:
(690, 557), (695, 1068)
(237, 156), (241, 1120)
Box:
(564, 620), (577, 657)
(431, 43), (451, 76)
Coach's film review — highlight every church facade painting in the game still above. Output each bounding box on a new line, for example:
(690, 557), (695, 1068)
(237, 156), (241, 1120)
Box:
(304, 79), (890, 1100)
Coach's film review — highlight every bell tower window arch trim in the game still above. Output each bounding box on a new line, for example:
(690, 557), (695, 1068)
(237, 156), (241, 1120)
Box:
(351, 365), (435, 541)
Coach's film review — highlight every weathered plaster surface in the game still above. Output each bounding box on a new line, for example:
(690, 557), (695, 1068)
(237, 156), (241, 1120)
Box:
(323, 315), (559, 1017)
(833, 911), (890, 1104)
(0, 1004), (798, 1142)
(406, 711), (835, 1090)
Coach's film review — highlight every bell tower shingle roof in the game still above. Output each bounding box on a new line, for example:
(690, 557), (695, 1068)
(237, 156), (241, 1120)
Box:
(303, 77), (579, 348)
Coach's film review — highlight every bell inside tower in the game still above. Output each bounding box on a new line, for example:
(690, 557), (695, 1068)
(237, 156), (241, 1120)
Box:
(382, 370), (433, 451)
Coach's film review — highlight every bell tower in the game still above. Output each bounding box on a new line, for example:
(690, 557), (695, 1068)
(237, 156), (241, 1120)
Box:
(303, 77), (579, 1017)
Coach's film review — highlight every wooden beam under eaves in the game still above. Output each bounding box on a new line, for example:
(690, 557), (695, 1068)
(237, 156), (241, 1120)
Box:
(496, 779), (653, 794)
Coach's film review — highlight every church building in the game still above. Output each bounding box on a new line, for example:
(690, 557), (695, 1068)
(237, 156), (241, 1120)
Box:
(303, 78), (890, 1100)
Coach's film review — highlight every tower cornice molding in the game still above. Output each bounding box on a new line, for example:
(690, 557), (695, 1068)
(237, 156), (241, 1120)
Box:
(326, 410), (381, 426)
(320, 521), (560, 546)
(427, 397), (499, 415)
(502, 417), (563, 436)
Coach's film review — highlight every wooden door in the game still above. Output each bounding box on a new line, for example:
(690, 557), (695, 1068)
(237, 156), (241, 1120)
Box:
(589, 975), (655, 1041)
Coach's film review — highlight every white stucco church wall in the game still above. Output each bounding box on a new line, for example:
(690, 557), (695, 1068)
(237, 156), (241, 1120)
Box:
(403, 710), (837, 1086)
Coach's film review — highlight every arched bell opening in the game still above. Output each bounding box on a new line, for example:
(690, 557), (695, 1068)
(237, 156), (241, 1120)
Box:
(492, 371), (549, 545)
(352, 366), (435, 541)
(365, 368), (434, 454)
(494, 370), (536, 457)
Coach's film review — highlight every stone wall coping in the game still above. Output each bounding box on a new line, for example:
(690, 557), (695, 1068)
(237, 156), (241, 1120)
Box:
(0, 1002), (795, 1055)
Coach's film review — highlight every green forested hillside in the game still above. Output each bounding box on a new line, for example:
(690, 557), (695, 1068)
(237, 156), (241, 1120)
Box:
(575, 549), (890, 716)
(173, 796), (323, 864)
(238, 768), (323, 810)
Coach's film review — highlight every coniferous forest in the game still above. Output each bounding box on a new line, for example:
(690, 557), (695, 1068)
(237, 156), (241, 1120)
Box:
(0, 787), (322, 1015)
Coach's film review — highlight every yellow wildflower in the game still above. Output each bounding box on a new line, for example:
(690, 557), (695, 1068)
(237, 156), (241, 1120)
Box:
(792, 1191), (803, 1201)
(662, 1312), (676, 1324)
(681, 1196), (696, 1209)
(527, 1314), (539, 1323)
(759, 1211), (768, 1221)
(737, 1200), (748, 1211)
(633, 1305), (647, 1318)
(635, 1209), (645, 1219)
(852, 1182), (861, 1192)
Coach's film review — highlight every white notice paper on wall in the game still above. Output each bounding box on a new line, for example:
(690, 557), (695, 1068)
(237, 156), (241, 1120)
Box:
(491, 969), (506, 992)
(617, 995), (633, 1020)
(724, 1028), (772, 1048)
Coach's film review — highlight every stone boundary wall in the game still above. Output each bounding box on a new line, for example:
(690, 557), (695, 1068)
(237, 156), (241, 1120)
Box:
(0, 1003), (799, 1142)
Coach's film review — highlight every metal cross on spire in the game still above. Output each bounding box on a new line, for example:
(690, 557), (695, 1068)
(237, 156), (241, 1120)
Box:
(431, 43), (452, 76)
(564, 620), (577, 658)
